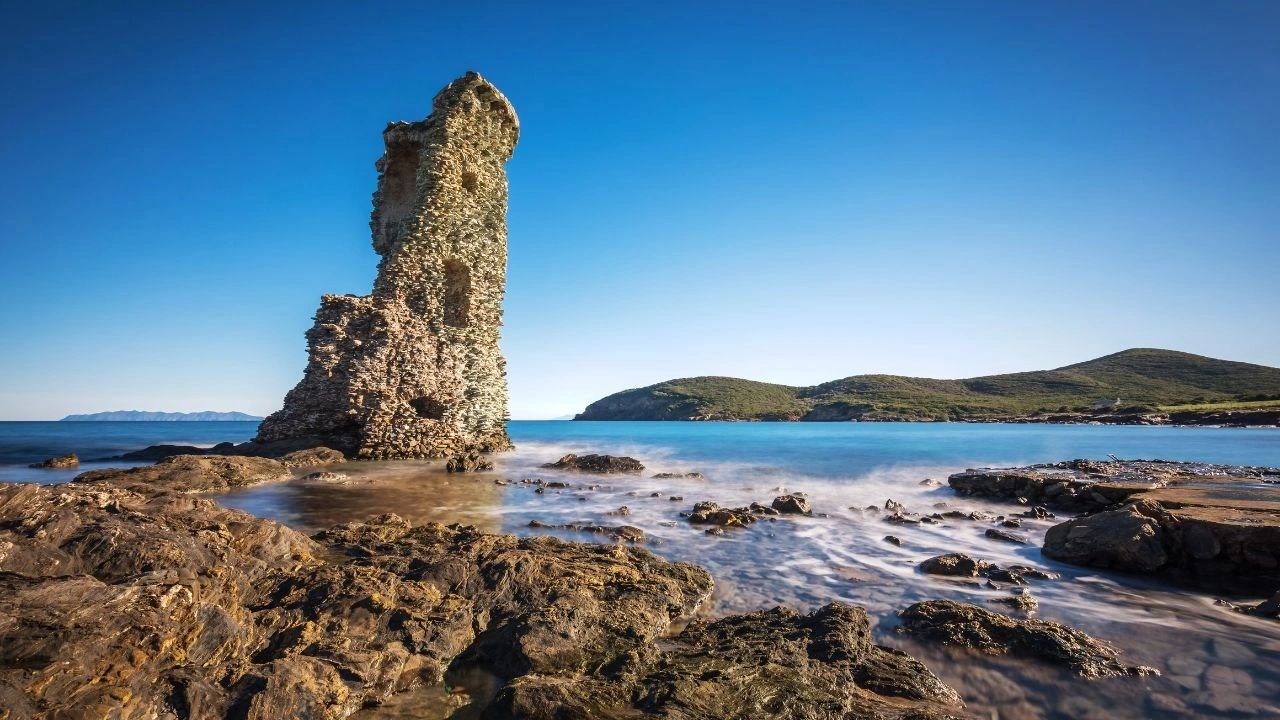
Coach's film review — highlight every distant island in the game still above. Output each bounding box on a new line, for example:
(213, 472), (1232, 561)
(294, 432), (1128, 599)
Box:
(60, 411), (264, 422)
(575, 348), (1280, 426)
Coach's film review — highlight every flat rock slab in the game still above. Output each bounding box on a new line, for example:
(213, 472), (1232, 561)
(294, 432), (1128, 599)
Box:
(950, 459), (1280, 513)
(73, 454), (292, 494)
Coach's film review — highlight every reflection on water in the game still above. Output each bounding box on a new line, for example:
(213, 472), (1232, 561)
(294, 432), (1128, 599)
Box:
(216, 432), (1280, 719)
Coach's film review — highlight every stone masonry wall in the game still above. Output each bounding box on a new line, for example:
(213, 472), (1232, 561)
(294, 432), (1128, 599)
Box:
(255, 72), (517, 459)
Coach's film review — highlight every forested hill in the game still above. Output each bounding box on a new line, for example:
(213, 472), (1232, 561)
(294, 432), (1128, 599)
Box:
(574, 349), (1280, 422)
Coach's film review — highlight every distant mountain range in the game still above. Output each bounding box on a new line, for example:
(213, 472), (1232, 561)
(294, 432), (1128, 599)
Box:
(60, 411), (264, 422)
(575, 349), (1280, 422)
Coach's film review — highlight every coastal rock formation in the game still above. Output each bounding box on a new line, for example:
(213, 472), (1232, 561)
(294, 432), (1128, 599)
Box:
(949, 458), (1280, 512)
(27, 452), (78, 469)
(255, 72), (519, 459)
(1043, 498), (1280, 592)
(0, 475), (965, 719)
(1042, 500), (1171, 573)
(488, 603), (964, 719)
(898, 600), (1157, 678)
(541, 453), (644, 474)
(73, 454), (291, 493)
(950, 459), (1280, 593)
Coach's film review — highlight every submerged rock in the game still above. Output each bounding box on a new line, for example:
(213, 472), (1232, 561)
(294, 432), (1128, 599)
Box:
(652, 471), (706, 480)
(898, 600), (1157, 678)
(990, 589), (1039, 612)
(526, 519), (645, 543)
(301, 470), (352, 484)
(542, 453), (644, 474)
(28, 452), (78, 469)
(985, 528), (1028, 545)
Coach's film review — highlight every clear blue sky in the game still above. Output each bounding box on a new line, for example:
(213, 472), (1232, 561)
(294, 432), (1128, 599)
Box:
(1, 1), (1277, 420)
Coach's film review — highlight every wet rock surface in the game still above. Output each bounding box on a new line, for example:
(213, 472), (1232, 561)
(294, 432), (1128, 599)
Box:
(919, 553), (992, 577)
(116, 440), (347, 467)
(487, 602), (963, 719)
(772, 493), (812, 514)
(652, 471), (706, 480)
(950, 458), (1280, 513)
(953, 459), (1280, 594)
(541, 453), (645, 474)
(898, 600), (1158, 678)
(446, 450), (494, 473)
(27, 452), (78, 469)
(73, 454), (292, 494)
(0, 460), (971, 719)
(525, 519), (646, 543)
(1044, 498), (1280, 592)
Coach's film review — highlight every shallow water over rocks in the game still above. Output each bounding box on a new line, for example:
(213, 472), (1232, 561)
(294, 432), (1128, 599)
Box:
(210, 423), (1280, 719)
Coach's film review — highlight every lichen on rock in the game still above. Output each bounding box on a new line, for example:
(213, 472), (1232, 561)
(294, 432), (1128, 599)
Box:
(255, 72), (519, 460)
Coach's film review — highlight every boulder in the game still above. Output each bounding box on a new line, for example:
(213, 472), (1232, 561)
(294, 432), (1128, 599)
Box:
(446, 450), (494, 473)
(898, 600), (1157, 678)
(985, 528), (1028, 545)
(542, 453), (644, 474)
(685, 501), (757, 528)
(919, 553), (992, 577)
(772, 494), (812, 514)
(277, 446), (345, 468)
(1042, 500), (1170, 573)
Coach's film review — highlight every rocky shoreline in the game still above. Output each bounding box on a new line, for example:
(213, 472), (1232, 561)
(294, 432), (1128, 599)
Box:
(949, 459), (1280, 597)
(4, 450), (1229, 718)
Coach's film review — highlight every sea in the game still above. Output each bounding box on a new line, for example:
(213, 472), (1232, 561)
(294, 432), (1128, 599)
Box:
(3, 420), (1279, 718)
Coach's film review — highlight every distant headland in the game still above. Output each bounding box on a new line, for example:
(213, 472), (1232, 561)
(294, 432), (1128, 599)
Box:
(576, 348), (1280, 426)
(60, 411), (264, 422)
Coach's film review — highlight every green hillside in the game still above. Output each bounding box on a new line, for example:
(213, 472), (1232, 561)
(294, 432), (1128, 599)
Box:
(574, 349), (1280, 421)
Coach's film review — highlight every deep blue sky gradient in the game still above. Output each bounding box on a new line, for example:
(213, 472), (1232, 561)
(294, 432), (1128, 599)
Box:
(1, 1), (1277, 419)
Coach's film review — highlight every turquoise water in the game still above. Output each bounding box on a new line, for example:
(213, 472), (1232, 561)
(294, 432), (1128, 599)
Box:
(4, 420), (1278, 480)
(4, 420), (1280, 717)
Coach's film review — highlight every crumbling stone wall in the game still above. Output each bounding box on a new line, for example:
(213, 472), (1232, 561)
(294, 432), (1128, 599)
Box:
(256, 72), (517, 459)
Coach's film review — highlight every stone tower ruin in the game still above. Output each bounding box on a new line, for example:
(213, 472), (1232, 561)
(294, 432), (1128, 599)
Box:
(256, 72), (517, 459)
